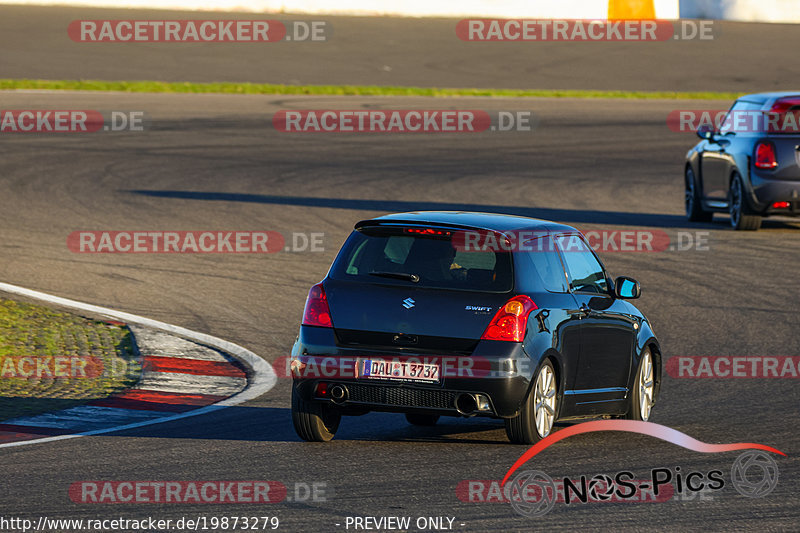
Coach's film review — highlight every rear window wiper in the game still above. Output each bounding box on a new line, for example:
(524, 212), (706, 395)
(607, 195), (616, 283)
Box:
(368, 271), (420, 283)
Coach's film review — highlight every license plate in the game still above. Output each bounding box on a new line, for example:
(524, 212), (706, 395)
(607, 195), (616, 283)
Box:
(360, 359), (440, 383)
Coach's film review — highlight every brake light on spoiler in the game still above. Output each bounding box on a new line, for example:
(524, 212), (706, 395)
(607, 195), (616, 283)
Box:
(302, 283), (333, 327)
(480, 295), (538, 342)
(404, 227), (452, 236)
(766, 97), (800, 134)
(769, 97), (800, 115)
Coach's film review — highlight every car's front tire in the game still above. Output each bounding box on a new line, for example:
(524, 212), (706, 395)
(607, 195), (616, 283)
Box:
(505, 359), (557, 444)
(729, 173), (761, 231)
(405, 413), (439, 426)
(625, 348), (655, 421)
(686, 166), (713, 222)
(292, 383), (341, 442)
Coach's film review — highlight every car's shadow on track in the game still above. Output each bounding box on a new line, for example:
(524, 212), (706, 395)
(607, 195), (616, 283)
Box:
(126, 190), (700, 230)
(107, 405), (521, 445)
(127, 190), (800, 231)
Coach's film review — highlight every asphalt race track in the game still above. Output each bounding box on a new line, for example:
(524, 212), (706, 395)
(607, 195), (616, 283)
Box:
(1, 91), (799, 530)
(1, 6), (800, 533)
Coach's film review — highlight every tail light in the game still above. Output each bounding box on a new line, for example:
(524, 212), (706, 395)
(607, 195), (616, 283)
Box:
(480, 295), (538, 342)
(754, 141), (778, 169)
(772, 201), (791, 209)
(302, 283), (333, 327)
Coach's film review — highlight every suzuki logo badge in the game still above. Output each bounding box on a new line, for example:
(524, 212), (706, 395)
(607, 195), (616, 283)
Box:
(402, 298), (415, 309)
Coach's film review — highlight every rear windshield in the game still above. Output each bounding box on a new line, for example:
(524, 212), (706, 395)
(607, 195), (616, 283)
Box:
(330, 228), (513, 292)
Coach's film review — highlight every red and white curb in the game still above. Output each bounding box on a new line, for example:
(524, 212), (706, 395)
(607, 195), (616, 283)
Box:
(0, 282), (276, 448)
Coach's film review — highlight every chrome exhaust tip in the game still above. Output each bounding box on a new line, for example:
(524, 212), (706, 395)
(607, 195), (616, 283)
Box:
(455, 393), (478, 416)
(330, 384), (348, 404)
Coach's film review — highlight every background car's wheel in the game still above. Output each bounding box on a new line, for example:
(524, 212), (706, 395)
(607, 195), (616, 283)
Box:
(729, 173), (761, 231)
(291, 383), (341, 442)
(685, 166), (713, 222)
(505, 359), (557, 444)
(626, 348), (655, 421)
(405, 413), (440, 426)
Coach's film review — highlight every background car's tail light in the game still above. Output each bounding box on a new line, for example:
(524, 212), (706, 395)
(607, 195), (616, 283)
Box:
(302, 283), (333, 327)
(754, 141), (778, 169)
(772, 201), (791, 209)
(480, 295), (538, 342)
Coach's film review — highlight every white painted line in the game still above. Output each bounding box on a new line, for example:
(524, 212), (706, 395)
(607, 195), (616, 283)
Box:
(6, 405), (173, 431)
(0, 281), (277, 449)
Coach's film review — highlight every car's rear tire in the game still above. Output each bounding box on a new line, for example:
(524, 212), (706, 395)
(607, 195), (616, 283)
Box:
(625, 348), (655, 421)
(729, 173), (762, 231)
(405, 413), (439, 426)
(505, 359), (557, 444)
(686, 166), (713, 222)
(291, 384), (341, 442)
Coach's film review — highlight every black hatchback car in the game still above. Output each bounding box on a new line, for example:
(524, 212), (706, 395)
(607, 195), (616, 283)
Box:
(290, 212), (661, 443)
(685, 91), (800, 230)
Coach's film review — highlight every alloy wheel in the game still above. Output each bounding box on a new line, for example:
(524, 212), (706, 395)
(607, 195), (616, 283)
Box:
(729, 177), (743, 227)
(685, 170), (696, 216)
(638, 351), (654, 421)
(534, 365), (557, 437)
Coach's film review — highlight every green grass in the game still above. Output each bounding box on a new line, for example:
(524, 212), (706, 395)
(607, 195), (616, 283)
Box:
(0, 298), (141, 422)
(0, 78), (743, 100)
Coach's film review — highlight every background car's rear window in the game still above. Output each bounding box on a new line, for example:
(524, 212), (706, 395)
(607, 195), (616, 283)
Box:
(331, 229), (513, 292)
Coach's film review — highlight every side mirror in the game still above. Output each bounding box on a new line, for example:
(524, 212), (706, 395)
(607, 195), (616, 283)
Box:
(696, 124), (715, 140)
(614, 276), (641, 299)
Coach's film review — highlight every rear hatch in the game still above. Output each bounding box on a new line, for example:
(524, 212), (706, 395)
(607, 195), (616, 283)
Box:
(325, 224), (514, 355)
(759, 96), (800, 180)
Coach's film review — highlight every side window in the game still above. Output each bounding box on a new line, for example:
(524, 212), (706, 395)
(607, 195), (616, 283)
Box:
(719, 100), (761, 135)
(519, 235), (568, 293)
(554, 235), (608, 294)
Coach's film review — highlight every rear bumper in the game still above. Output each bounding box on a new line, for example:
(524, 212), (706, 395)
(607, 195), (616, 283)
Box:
(749, 172), (800, 215)
(292, 378), (530, 418)
(291, 326), (534, 418)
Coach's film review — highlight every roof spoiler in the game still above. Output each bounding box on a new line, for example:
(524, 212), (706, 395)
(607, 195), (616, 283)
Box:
(354, 219), (479, 232)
